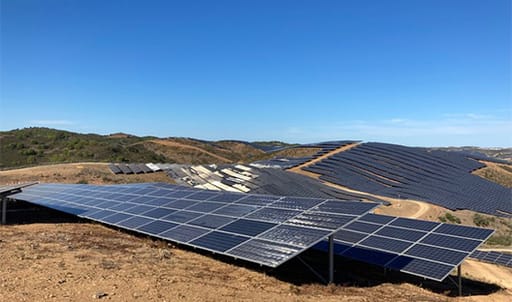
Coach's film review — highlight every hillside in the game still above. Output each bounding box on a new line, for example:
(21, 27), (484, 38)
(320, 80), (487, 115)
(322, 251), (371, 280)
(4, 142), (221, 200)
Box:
(0, 128), (267, 169)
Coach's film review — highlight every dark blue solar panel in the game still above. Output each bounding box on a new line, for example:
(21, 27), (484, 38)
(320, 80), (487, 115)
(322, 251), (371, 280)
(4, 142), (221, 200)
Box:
(359, 213), (395, 225)
(142, 207), (177, 219)
(334, 230), (367, 243)
(271, 197), (324, 210)
(102, 212), (132, 224)
(344, 221), (381, 234)
(220, 219), (276, 236)
(109, 194), (138, 202)
(209, 193), (244, 203)
(360, 236), (412, 253)
(92, 200), (115, 208)
(287, 212), (354, 230)
(186, 202), (225, 213)
(144, 197), (176, 206)
(146, 189), (176, 198)
(191, 231), (249, 252)
(185, 191), (219, 201)
(375, 226), (427, 242)
(159, 225), (210, 243)
(161, 211), (203, 223)
(259, 225), (330, 247)
(420, 233), (481, 252)
(405, 244), (467, 265)
(188, 214), (235, 229)
(108, 202), (136, 211)
(126, 196), (154, 204)
(314, 200), (376, 215)
(235, 195), (279, 206)
(390, 218), (438, 231)
(117, 216), (153, 229)
(123, 204), (154, 215)
(434, 224), (493, 240)
(341, 245), (397, 266)
(227, 239), (303, 267)
(163, 199), (198, 209)
(213, 204), (258, 217)
(387, 256), (454, 281)
(137, 220), (179, 234)
(165, 190), (194, 198)
(246, 208), (301, 223)
(87, 210), (117, 220)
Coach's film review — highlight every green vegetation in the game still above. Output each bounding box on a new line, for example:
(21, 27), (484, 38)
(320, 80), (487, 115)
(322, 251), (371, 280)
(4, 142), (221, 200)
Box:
(0, 127), (270, 169)
(0, 127), (169, 169)
(473, 213), (495, 227)
(438, 212), (461, 224)
(486, 233), (512, 246)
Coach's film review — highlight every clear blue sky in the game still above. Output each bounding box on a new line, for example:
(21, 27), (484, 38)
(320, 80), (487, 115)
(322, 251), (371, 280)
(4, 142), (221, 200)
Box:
(1, 0), (510, 147)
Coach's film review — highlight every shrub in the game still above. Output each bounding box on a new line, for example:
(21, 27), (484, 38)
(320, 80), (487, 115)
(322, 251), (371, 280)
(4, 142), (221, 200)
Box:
(486, 234), (512, 246)
(473, 213), (495, 227)
(439, 212), (461, 224)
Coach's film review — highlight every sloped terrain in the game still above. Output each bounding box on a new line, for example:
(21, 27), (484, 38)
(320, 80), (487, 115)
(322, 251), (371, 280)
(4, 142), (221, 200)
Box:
(0, 128), (267, 169)
(1, 222), (510, 302)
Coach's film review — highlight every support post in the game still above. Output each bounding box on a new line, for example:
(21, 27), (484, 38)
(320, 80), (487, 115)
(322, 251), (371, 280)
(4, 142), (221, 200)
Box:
(328, 234), (334, 284)
(1, 198), (6, 225)
(457, 264), (462, 297)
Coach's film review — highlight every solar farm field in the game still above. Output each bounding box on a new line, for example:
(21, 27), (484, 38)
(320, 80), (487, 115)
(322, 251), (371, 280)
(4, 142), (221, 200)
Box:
(1, 139), (511, 301)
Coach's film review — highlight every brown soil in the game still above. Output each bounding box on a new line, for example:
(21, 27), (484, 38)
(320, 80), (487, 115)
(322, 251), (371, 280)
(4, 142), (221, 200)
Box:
(1, 223), (510, 302)
(144, 140), (232, 164)
(0, 163), (174, 185)
(473, 161), (512, 188)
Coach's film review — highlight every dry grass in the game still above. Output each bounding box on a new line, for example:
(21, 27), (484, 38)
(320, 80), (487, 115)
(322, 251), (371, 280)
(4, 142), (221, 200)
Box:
(0, 163), (174, 185)
(474, 162), (512, 188)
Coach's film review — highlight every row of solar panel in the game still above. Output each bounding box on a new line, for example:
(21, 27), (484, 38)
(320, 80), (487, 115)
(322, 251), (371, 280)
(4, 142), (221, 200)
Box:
(10, 182), (495, 282)
(12, 183), (377, 268)
(305, 142), (512, 217)
(470, 250), (512, 268)
(109, 163), (156, 174)
(251, 141), (357, 169)
(314, 213), (493, 281)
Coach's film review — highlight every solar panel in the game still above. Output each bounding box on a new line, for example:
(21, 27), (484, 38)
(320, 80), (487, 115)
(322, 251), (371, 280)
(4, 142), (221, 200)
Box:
(12, 182), (378, 268)
(317, 213), (494, 281)
(470, 250), (512, 268)
(0, 182), (38, 197)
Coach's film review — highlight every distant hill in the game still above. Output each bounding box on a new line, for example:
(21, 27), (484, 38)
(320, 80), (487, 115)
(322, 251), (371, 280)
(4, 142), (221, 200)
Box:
(0, 128), (265, 169)
(1, 127), (509, 170)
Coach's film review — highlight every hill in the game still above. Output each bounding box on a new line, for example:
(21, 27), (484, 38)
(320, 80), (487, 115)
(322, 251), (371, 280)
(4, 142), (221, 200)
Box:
(0, 128), (268, 169)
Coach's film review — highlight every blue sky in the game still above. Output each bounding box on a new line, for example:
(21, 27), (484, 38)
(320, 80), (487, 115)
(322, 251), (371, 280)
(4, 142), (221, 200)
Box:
(1, 0), (510, 147)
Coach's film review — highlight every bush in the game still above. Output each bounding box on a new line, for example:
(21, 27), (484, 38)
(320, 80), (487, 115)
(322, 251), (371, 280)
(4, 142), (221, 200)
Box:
(486, 233), (512, 246)
(439, 212), (461, 224)
(473, 213), (495, 227)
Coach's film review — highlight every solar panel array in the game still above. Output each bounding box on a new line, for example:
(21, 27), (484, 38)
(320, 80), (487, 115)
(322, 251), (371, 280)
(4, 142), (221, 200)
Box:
(109, 163), (157, 175)
(470, 250), (512, 268)
(251, 141), (358, 169)
(11, 182), (377, 268)
(314, 213), (494, 281)
(304, 142), (512, 217)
